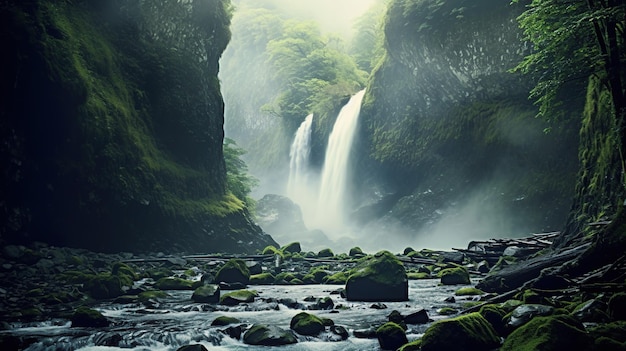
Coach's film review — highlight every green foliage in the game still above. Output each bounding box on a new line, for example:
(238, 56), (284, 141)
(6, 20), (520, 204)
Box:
(224, 138), (258, 207)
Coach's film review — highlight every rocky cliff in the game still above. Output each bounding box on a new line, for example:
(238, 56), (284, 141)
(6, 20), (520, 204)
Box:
(0, 0), (276, 253)
(355, 0), (582, 245)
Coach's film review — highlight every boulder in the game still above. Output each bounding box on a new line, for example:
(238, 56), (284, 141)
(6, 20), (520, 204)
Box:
(290, 312), (325, 336)
(191, 285), (220, 303)
(345, 251), (408, 301)
(317, 248), (334, 258)
(501, 315), (592, 350)
(421, 312), (500, 351)
(155, 277), (197, 290)
(439, 266), (470, 285)
(70, 306), (109, 328)
(215, 259), (250, 286)
(249, 272), (275, 285)
(243, 324), (297, 346)
(376, 322), (408, 350)
(507, 304), (554, 329)
(281, 242), (301, 254)
(176, 345), (208, 351)
(220, 290), (257, 306)
(211, 316), (241, 326)
(404, 309), (430, 324)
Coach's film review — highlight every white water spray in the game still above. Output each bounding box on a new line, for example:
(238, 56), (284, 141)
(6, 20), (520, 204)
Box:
(315, 89), (366, 235)
(287, 114), (316, 225)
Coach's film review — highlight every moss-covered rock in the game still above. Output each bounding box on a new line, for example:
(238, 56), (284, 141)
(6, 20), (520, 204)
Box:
(398, 339), (422, 351)
(138, 290), (169, 301)
(155, 277), (197, 290)
(211, 316), (241, 326)
(455, 287), (484, 296)
(345, 250), (408, 301)
(191, 285), (220, 303)
(317, 248), (334, 258)
(501, 314), (592, 351)
(243, 324), (297, 346)
(290, 312), (325, 336)
(281, 242), (301, 254)
(421, 312), (500, 351)
(249, 272), (275, 285)
(478, 304), (507, 336)
(215, 259), (250, 286)
(407, 272), (430, 279)
(439, 266), (470, 285)
(70, 306), (109, 328)
(220, 290), (257, 306)
(376, 322), (408, 350)
(349, 247), (364, 256)
(324, 271), (350, 284)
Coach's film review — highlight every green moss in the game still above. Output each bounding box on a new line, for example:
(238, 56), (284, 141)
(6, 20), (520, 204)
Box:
(376, 322), (408, 350)
(438, 307), (458, 315)
(439, 266), (470, 285)
(249, 272), (275, 285)
(155, 277), (196, 290)
(138, 290), (169, 301)
(421, 312), (500, 351)
(407, 272), (430, 279)
(398, 339), (422, 351)
(215, 259), (250, 285)
(274, 272), (297, 284)
(262, 245), (283, 257)
(324, 271), (350, 284)
(455, 287), (484, 296)
(349, 247), (364, 256)
(220, 290), (257, 305)
(500, 314), (592, 351)
(211, 316), (241, 326)
(281, 242), (301, 254)
(317, 248), (334, 258)
(290, 312), (325, 336)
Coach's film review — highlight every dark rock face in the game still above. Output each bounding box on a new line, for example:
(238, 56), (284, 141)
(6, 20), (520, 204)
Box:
(0, 1), (276, 254)
(356, 0), (580, 243)
(255, 194), (309, 243)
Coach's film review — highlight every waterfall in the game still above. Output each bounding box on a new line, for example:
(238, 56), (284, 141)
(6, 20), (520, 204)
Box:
(315, 89), (366, 234)
(287, 114), (315, 225)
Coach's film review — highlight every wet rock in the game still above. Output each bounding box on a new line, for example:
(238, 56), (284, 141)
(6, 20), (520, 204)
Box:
(608, 292), (626, 320)
(455, 287), (484, 296)
(476, 260), (490, 273)
(309, 296), (334, 310)
(191, 285), (220, 303)
(70, 306), (109, 328)
(221, 325), (243, 339)
(439, 266), (470, 285)
(290, 312), (325, 336)
(349, 247), (364, 257)
(421, 312), (500, 351)
(572, 298), (609, 322)
(345, 251), (408, 302)
(281, 242), (301, 254)
(245, 261), (263, 275)
(376, 322), (408, 350)
(220, 290), (256, 306)
(219, 282), (246, 290)
(211, 316), (241, 326)
(441, 251), (465, 264)
(176, 344), (209, 351)
(478, 304), (507, 336)
(507, 304), (554, 329)
(371, 302), (387, 309)
(330, 325), (349, 340)
(317, 248), (334, 258)
(353, 327), (377, 338)
(215, 259), (250, 286)
(243, 324), (297, 346)
(278, 298), (303, 309)
(501, 315), (592, 350)
(404, 309), (429, 324)
(249, 272), (275, 285)
(155, 277), (196, 290)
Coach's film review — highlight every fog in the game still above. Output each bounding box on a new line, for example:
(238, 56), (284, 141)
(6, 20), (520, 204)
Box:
(232, 0), (378, 40)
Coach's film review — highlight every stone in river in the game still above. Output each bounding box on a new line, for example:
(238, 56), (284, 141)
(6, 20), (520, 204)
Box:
(500, 315), (592, 351)
(191, 284), (220, 303)
(220, 290), (257, 306)
(376, 322), (408, 350)
(243, 324), (298, 346)
(290, 312), (325, 336)
(404, 309), (430, 324)
(215, 259), (250, 286)
(421, 312), (500, 351)
(70, 306), (109, 328)
(439, 266), (470, 285)
(345, 250), (408, 301)
(176, 345), (208, 351)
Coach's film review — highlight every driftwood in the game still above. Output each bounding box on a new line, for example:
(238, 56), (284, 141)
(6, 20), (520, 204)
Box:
(476, 242), (590, 293)
(453, 232), (560, 264)
(122, 254), (275, 264)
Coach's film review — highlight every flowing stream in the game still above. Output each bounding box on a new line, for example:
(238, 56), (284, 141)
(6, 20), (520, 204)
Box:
(6, 279), (477, 351)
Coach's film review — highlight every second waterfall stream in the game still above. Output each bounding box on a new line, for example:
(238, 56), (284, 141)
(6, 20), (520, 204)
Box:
(287, 89), (366, 239)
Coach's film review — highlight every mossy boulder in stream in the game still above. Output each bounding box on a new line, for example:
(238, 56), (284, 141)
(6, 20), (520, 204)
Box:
(191, 285), (220, 303)
(439, 266), (470, 285)
(345, 251), (408, 301)
(220, 290), (257, 306)
(421, 312), (500, 351)
(70, 306), (109, 328)
(501, 314), (592, 351)
(376, 322), (408, 350)
(290, 312), (325, 336)
(215, 259), (250, 286)
(243, 324), (297, 346)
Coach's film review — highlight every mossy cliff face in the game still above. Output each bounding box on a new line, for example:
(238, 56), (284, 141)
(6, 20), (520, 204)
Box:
(0, 1), (276, 253)
(356, 0), (580, 238)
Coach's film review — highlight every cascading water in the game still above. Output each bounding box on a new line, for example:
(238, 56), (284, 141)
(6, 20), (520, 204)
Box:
(286, 113), (316, 225)
(315, 89), (366, 235)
